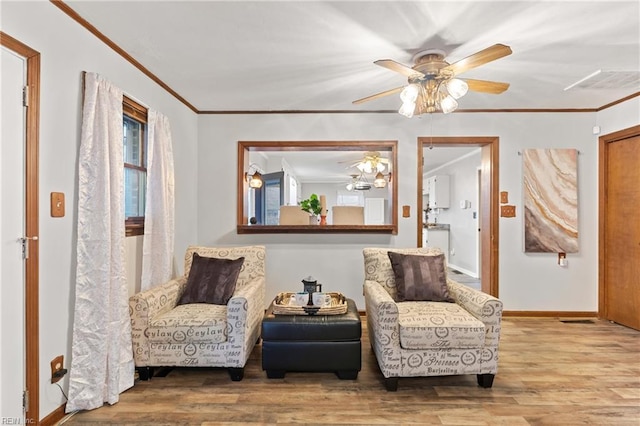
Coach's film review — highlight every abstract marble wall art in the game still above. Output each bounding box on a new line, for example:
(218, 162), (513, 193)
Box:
(523, 148), (578, 253)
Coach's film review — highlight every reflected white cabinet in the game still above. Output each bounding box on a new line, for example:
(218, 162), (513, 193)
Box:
(425, 175), (450, 209)
(424, 229), (449, 264)
(365, 198), (385, 225)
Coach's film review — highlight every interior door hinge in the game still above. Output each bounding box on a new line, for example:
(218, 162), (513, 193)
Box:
(23, 85), (29, 107)
(23, 389), (29, 412)
(19, 236), (38, 260)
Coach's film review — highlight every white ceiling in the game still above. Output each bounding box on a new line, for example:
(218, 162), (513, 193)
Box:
(64, 0), (639, 113)
(58, 1), (638, 177)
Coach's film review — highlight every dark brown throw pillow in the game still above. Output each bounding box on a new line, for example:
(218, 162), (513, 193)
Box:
(387, 251), (452, 302)
(177, 253), (244, 306)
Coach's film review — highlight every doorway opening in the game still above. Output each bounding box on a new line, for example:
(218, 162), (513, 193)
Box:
(417, 137), (499, 297)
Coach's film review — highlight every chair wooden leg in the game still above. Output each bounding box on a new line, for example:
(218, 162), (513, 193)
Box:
(228, 367), (244, 381)
(384, 377), (398, 391)
(477, 373), (495, 388)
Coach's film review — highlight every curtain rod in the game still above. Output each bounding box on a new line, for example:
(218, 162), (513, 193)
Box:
(81, 71), (150, 109)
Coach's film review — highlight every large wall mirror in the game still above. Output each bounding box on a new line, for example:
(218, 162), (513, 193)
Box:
(237, 140), (398, 234)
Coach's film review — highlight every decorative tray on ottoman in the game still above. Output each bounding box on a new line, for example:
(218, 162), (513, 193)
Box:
(272, 292), (348, 315)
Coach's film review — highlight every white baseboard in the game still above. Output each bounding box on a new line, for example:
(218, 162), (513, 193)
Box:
(447, 263), (478, 278)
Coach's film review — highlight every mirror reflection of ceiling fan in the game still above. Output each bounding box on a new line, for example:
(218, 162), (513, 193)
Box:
(353, 43), (512, 116)
(341, 151), (390, 173)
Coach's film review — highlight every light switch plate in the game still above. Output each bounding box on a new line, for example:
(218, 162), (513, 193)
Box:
(51, 192), (65, 217)
(500, 191), (509, 204)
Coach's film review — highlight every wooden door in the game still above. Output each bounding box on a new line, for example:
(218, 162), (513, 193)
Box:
(600, 126), (640, 330)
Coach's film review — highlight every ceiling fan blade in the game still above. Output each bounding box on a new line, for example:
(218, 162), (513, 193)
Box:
(444, 44), (512, 75)
(464, 78), (510, 94)
(352, 86), (404, 104)
(374, 59), (425, 78)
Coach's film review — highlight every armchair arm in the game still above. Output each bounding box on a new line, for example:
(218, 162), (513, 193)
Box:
(447, 278), (503, 346)
(225, 278), (265, 367)
(129, 276), (187, 365)
(363, 279), (401, 378)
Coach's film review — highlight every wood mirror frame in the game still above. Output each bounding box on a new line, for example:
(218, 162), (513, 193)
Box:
(237, 140), (398, 234)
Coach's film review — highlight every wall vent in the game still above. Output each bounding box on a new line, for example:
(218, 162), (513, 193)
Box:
(564, 70), (640, 91)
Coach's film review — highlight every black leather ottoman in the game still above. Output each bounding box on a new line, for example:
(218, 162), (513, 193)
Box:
(261, 298), (361, 379)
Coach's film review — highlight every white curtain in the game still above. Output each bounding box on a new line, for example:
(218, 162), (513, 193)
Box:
(140, 110), (175, 291)
(67, 73), (134, 412)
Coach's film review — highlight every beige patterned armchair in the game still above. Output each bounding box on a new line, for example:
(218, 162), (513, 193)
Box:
(363, 247), (503, 391)
(129, 245), (265, 381)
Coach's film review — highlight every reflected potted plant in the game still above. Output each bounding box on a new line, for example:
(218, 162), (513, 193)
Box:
(299, 193), (322, 224)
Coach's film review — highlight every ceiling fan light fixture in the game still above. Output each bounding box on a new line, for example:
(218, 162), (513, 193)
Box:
(439, 94), (458, 114)
(357, 161), (373, 173)
(446, 78), (469, 99)
(400, 84), (420, 103)
(398, 101), (415, 118)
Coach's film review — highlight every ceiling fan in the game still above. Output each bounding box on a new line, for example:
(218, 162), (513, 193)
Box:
(340, 151), (390, 173)
(353, 43), (512, 116)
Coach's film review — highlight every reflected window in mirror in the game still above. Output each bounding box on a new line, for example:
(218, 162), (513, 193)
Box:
(237, 141), (397, 234)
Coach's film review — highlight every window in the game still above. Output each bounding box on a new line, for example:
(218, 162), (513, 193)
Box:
(336, 190), (364, 207)
(123, 96), (148, 236)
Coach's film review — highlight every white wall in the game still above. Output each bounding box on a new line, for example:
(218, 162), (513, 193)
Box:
(1, 2), (199, 420)
(596, 98), (640, 135)
(197, 108), (639, 313)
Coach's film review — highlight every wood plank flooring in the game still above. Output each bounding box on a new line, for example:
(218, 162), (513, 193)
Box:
(60, 318), (640, 425)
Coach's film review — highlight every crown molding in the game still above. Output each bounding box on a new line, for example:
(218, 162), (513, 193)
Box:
(52, 1), (638, 116)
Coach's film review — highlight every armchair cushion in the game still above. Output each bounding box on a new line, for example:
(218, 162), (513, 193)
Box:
(387, 251), (452, 302)
(147, 303), (228, 344)
(397, 302), (486, 350)
(178, 253), (244, 305)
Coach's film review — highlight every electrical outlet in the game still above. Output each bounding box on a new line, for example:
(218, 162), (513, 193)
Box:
(558, 252), (568, 267)
(51, 355), (66, 383)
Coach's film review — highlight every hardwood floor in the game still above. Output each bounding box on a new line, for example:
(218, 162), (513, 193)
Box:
(61, 318), (640, 425)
